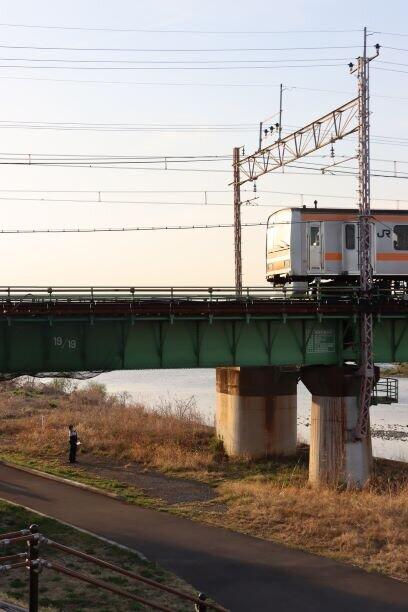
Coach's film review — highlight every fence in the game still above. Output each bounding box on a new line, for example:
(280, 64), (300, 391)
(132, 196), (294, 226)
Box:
(0, 524), (228, 612)
(372, 377), (399, 405)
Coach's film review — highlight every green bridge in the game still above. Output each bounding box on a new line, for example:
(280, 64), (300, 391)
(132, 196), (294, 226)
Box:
(0, 287), (407, 374)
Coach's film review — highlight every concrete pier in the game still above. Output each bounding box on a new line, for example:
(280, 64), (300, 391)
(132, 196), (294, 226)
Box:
(216, 366), (298, 458)
(301, 365), (376, 488)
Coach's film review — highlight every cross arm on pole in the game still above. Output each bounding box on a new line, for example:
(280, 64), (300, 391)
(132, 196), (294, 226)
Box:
(232, 97), (359, 187)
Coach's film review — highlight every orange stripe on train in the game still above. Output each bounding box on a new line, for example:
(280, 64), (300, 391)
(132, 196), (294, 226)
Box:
(377, 253), (408, 261)
(301, 213), (408, 222)
(324, 252), (408, 261)
(325, 252), (342, 261)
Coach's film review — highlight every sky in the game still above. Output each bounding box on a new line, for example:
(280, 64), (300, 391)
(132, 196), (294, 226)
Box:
(0, 0), (406, 287)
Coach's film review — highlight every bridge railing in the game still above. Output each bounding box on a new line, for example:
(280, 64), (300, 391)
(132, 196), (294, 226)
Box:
(372, 377), (399, 405)
(0, 284), (407, 303)
(0, 524), (228, 612)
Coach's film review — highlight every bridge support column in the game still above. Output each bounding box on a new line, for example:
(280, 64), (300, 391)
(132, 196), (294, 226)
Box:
(216, 367), (298, 459)
(301, 365), (376, 488)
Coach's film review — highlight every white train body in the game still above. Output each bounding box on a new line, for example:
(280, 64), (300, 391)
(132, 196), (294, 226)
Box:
(266, 207), (408, 284)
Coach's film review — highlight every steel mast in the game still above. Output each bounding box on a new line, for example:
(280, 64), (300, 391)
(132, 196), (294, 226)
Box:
(232, 31), (379, 433)
(350, 28), (380, 438)
(233, 146), (242, 296)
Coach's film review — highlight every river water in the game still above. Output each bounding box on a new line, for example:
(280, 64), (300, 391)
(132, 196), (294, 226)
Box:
(77, 369), (408, 463)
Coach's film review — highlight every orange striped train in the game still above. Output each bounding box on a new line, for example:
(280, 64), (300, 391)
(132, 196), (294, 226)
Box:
(266, 206), (408, 286)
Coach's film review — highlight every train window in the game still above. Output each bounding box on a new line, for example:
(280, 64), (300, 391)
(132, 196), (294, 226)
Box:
(345, 224), (356, 250)
(393, 225), (408, 250)
(310, 226), (320, 247)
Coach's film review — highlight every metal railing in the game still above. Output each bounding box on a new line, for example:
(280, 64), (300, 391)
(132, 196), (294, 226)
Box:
(371, 377), (399, 405)
(0, 524), (228, 612)
(0, 284), (407, 304)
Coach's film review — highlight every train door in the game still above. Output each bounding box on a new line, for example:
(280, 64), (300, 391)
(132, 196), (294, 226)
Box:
(308, 222), (323, 272)
(342, 222), (359, 273)
(342, 221), (376, 274)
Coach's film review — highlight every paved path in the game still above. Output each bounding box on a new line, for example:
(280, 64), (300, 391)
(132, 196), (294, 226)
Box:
(0, 464), (407, 612)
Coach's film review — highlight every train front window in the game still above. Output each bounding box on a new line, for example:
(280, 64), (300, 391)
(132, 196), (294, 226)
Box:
(310, 226), (320, 247)
(345, 224), (356, 250)
(393, 225), (408, 250)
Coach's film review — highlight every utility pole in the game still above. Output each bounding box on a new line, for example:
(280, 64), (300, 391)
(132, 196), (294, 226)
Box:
(278, 83), (283, 141)
(350, 28), (380, 439)
(230, 28), (379, 440)
(233, 146), (242, 295)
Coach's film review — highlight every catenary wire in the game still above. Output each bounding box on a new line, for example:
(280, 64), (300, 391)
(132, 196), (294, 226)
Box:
(3, 216), (406, 236)
(0, 56), (353, 64)
(0, 63), (347, 70)
(0, 74), (406, 104)
(0, 196), (406, 207)
(0, 43), (363, 52)
(0, 222), (267, 234)
(0, 188), (405, 204)
(0, 23), (363, 34)
(373, 66), (408, 74)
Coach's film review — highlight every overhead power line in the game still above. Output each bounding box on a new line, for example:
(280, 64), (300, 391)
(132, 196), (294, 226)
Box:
(3, 215), (406, 236)
(0, 188), (406, 205)
(383, 45), (408, 52)
(0, 23), (363, 34)
(0, 153), (231, 162)
(0, 222), (267, 235)
(0, 149), (404, 164)
(373, 66), (408, 74)
(0, 121), (258, 133)
(0, 195), (407, 207)
(374, 31), (408, 37)
(0, 43), (362, 52)
(0, 56), (352, 64)
(0, 62), (346, 71)
(0, 74), (406, 103)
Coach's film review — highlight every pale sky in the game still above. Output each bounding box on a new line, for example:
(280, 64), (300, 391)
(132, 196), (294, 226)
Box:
(0, 0), (406, 287)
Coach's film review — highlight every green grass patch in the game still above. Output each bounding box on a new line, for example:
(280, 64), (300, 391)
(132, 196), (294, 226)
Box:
(0, 451), (162, 510)
(0, 500), (196, 611)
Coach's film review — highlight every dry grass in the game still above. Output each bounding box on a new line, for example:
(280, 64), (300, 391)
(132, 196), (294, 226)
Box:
(381, 362), (408, 377)
(211, 461), (408, 581)
(0, 378), (215, 472)
(1, 378), (408, 582)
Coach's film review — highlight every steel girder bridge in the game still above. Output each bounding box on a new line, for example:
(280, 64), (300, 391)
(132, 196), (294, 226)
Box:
(0, 286), (407, 375)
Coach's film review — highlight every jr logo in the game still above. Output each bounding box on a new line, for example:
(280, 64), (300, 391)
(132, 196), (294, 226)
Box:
(377, 229), (391, 238)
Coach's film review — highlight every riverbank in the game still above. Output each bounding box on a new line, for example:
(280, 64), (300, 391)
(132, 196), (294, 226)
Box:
(0, 378), (407, 583)
(382, 363), (408, 377)
(71, 368), (408, 462)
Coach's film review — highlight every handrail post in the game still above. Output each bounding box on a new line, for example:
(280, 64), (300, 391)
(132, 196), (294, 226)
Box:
(195, 592), (207, 611)
(28, 524), (39, 612)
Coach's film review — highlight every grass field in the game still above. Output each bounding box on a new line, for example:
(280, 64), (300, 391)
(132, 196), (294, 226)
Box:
(0, 377), (407, 583)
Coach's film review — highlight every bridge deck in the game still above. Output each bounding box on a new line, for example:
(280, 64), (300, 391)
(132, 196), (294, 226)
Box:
(0, 286), (407, 318)
(0, 287), (406, 374)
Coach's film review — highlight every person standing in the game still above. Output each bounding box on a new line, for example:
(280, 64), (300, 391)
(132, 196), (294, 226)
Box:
(68, 424), (78, 464)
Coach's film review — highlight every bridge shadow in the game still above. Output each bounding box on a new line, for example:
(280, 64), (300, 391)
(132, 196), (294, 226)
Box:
(103, 512), (408, 612)
(0, 481), (49, 502)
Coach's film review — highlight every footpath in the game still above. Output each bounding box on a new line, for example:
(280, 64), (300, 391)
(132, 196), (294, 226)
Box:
(0, 463), (407, 612)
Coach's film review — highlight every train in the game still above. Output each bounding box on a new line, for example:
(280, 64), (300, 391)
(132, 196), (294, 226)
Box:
(266, 206), (408, 287)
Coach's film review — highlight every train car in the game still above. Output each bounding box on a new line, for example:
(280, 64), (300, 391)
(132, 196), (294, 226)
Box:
(266, 206), (408, 285)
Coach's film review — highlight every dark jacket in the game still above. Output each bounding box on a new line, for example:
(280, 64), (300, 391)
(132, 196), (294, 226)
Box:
(69, 430), (78, 447)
